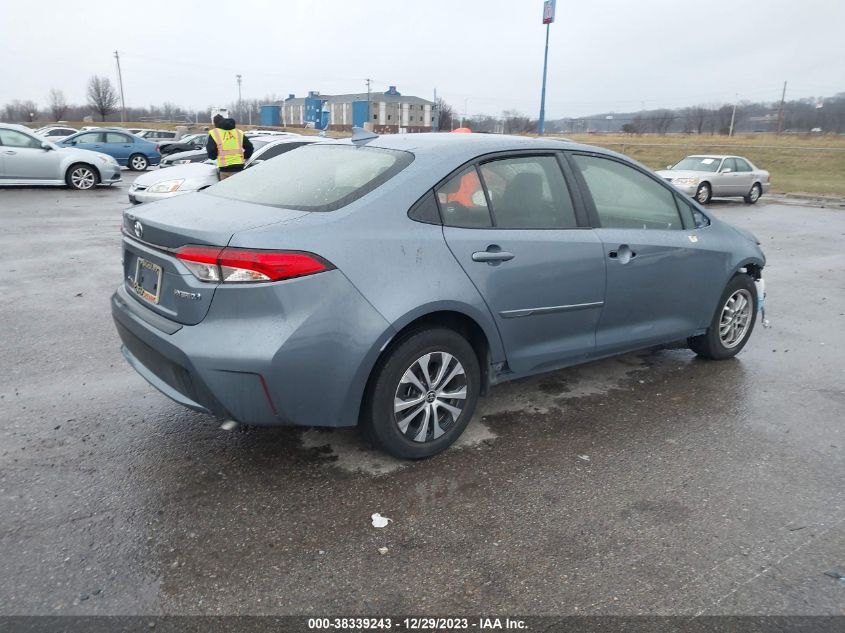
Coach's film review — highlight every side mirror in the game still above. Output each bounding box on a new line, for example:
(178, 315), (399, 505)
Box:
(41, 142), (53, 151)
(666, 165), (672, 169)
(721, 168), (732, 173)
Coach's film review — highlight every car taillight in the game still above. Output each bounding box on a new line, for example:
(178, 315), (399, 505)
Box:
(176, 246), (333, 283)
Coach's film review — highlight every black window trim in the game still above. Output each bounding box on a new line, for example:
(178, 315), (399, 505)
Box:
(563, 150), (696, 231)
(427, 149), (593, 231)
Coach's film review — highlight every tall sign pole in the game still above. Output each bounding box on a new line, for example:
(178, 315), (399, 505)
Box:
(538, 0), (556, 135)
(114, 50), (126, 123)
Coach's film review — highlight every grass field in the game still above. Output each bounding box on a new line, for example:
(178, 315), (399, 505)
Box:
(559, 133), (845, 197)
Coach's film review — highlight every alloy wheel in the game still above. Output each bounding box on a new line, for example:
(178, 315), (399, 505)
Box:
(719, 289), (753, 348)
(71, 167), (95, 190)
(131, 155), (148, 170)
(393, 351), (467, 443)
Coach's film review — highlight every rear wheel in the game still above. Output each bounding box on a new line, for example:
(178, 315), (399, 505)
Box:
(362, 328), (480, 459)
(688, 274), (757, 360)
(65, 163), (98, 190)
(744, 183), (762, 204)
(695, 182), (712, 204)
(129, 154), (148, 171)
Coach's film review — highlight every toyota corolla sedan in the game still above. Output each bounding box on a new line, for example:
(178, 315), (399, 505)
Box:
(112, 133), (766, 459)
(0, 123), (121, 189)
(656, 155), (770, 204)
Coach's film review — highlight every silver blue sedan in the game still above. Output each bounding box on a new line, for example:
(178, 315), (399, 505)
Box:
(112, 133), (766, 459)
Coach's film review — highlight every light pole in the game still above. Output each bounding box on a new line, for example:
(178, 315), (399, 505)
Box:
(236, 74), (242, 121)
(538, 0), (556, 135)
(728, 93), (738, 136)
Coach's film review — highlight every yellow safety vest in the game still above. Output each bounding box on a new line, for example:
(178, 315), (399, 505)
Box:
(209, 127), (245, 168)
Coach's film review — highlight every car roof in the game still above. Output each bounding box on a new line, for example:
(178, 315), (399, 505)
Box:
(0, 123), (38, 133)
(685, 154), (744, 160)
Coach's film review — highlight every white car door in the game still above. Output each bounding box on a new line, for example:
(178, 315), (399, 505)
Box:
(0, 128), (63, 181)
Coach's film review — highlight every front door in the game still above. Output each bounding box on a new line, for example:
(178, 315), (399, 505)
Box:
(440, 154), (606, 374)
(0, 128), (61, 180)
(568, 153), (729, 354)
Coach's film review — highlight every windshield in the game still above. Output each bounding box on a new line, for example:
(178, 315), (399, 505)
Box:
(671, 156), (721, 172)
(206, 144), (414, 211)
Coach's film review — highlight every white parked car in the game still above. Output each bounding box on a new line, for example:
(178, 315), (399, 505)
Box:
(656, 155), (770, 204)
(128, 136), (321, 204)
(34, 125), (78, 142)
(0, 123), (121, 189)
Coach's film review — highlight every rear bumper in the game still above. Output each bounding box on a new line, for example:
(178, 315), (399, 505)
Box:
(111, 270), (394, 428)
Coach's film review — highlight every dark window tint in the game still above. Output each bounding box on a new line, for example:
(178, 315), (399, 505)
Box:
(72, 132), (103, 144)
(572, 154), (683, 230)
(106, 132), (131, 143)
(408, 190), (441, 224)
(479, 156), (577, 229)
(259, 141), (310, 161)
(734, 157), (752, 172)
(0, 129), (42, 148)
(674, 195), (698, 228)
(206, 144), (413, 212)
(435, 166), (492, 228)
(158, 132), (176, 139)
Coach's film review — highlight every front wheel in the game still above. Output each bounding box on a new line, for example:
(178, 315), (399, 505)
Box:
(362, 328), (480, 459)
(744, 183), (762, 204)
(128, 154), (148, 171)
(695, 182), (712, 204)
(65, 163), (98, 190)
(688, 274), (757, 360)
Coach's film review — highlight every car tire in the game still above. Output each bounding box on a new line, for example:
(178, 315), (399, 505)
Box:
(688, 274), (757, 360)
(361, 328), (481, 459)
(744, 183), (762, 204)
(65, 163), (98, 190)
(129, 154), (148, 171)
(695, 182), (712, 204)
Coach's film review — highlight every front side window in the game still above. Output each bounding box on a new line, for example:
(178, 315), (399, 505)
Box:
(572, 154), (684, 230)
(0, 129), (42, 149)
(479, 156), (577, 229)
(206, 144), (413, 211)
(436, 166), (492, 228)
(722, 158), (738, 172)
(72, 132), (102, 144)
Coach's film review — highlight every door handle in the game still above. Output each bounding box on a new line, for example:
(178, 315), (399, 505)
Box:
(608, 244), (636, 263)
(472, 245), (514, 264)
(2, 150), (16, 155)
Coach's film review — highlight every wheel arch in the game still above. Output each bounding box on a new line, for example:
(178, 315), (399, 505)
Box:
(64, 161), (101, 187)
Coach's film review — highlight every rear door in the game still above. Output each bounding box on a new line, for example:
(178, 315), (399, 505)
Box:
(441, 153), (606, 374)
(105, 132), (135, 164)
(567, 152), (729, 354)
(731, 157), (755, 195)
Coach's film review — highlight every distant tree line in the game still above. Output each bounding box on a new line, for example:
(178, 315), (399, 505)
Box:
(3, 83), (844, 135)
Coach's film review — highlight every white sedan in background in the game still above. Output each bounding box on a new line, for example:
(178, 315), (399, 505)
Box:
(127, 136), (323, 204)
(656, 155), (770, 204)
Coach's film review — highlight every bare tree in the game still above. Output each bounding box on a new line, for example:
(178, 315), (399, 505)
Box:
(87, 76), (118, 121)
(48, 89), (68, 121)
(435, 98), (453, 131)
(3, 100), (40, 122)
(502, 110), (534, 134)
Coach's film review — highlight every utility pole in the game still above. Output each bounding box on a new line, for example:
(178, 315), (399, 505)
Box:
(114, 50), (126, 123)
(776, 81), (787, 135)
(433, 88), (437, 132)
(728, 93), (738, 137)
(538, 0), (556, 135)
(365, 78), (372, 127)
(236, 74), (243, 121)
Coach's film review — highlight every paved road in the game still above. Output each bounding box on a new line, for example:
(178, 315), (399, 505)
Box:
(1, 179), (843, 616)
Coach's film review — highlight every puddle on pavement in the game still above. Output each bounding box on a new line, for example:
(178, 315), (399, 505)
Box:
(300, 352), (653, 476)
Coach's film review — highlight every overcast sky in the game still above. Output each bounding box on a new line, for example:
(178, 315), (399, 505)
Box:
(2, 0), (843, 119)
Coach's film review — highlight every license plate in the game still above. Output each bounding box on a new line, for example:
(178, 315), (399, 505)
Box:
(132, 257), (163, 304)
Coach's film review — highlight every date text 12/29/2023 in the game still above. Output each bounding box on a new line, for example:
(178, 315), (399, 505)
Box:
(307, 617), (528, 630)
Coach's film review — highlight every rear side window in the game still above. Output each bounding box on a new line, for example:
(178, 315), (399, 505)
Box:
(436, 166), (492, 228)
(479, 156), (577, 229)
(206, 144), (413, 211)
(106, 132), (131, 143)
(572, 154), (683, 230)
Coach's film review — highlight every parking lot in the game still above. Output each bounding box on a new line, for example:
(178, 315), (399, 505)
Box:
(1, 175), (843, 616)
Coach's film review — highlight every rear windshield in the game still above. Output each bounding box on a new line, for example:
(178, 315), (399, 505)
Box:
(206, 144), (414, 211)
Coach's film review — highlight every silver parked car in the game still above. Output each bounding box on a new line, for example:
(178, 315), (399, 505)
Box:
(34, 125), (78, 142)
(113, 133), (766, 459)
(0, 123), (122, 189)
(656, 155), (770, 204)
(128, 136), (321, 204)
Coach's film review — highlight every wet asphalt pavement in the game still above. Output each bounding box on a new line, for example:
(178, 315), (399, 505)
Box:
(1, 175), (843, 616)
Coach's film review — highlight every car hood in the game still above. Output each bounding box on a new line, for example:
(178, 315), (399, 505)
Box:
(655, 169), (709, 180)
(134, 163), (218, 189)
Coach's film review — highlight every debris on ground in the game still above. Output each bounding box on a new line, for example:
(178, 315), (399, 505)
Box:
(371, 513), (392, 528)
(577, 455), (591, 462)
(378, 547), (388, 555)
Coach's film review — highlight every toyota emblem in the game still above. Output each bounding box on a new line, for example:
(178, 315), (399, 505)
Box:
(133, 221), (143, 239)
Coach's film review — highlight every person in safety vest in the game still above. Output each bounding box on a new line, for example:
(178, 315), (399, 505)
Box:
(206, 114), (254, 180)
